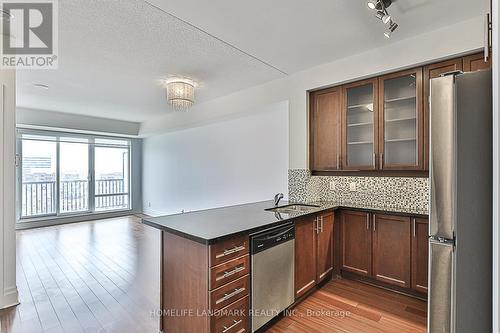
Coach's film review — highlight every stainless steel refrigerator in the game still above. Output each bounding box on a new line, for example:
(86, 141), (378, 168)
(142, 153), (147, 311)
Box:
(428, 70), (492, 332)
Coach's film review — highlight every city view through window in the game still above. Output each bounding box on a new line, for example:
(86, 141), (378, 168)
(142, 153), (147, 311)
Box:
(19, 134), (130, 219)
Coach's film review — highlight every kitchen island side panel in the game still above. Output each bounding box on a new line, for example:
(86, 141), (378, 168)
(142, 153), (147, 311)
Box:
(161, 231), (210, 333)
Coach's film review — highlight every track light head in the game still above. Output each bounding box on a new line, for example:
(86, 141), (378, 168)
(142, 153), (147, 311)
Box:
(384, 21), (398, 38)
(367, 1), (377, 9)
(382, 14), (391, 24)
(374, 11), (384, 20)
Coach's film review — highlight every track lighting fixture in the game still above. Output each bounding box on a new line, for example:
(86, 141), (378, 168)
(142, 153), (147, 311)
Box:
(366, 0), (399, 38)
(384, 21), (398, 38)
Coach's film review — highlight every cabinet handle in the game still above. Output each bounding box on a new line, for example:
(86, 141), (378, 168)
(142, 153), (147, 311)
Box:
(217, 266), (245, 281)
(366, 217), (369, 230)
(380, 153), (384, 168)
(216, 245), (246, 259)
(413, 218), (416, 238)
(373, 216), (376, 232)
(373, 153), (376, 167)
(337, 155), (340, 169)
(320, 216), (324, 233)
(216, 288), (245, 305)
(314, 217), (318, 234)
(222, 319), (243, 333)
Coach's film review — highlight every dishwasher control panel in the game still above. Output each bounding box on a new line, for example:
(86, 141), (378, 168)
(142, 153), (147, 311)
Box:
(251, 223), (295, 255)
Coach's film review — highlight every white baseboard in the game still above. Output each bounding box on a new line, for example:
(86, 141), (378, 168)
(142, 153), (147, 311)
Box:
(0, 286), (19, 309)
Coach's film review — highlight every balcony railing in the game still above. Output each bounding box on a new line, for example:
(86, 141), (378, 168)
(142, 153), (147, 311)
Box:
(21, 178), (128, 218)
(21, 181), (56, 217)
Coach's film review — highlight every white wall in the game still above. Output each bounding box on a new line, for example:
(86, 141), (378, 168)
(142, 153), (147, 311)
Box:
(0, 69), (19, 309)
(140, 16), (486, 169)
(142, 101), (288, 216)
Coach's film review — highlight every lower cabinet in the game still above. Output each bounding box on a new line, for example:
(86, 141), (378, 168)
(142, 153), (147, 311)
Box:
(372, 214), (411, 288)
(340, 210), (428, 294)
(341, 210), (372, 276)
(294, 217), (317, 298)
(294, 211), (334, 299)
(412, 217), (429, 294)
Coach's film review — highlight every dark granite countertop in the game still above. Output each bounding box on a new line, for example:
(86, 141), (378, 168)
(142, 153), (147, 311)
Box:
(142, 200), (428, 245)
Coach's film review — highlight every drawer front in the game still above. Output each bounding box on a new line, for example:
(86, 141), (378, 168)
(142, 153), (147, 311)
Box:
(212, 295), (249, 333)
(211, 255), (250, 289)
(210, 275), (249, 311)
(210, 235), (249, 267)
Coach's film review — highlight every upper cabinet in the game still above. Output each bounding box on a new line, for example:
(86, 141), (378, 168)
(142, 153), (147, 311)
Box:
(310, 87), (342, 171)
(342, 79), (379, 170)
(310, 52), (491, 175)
(379, 68), (424, 170)
(463, 52), (491, 72)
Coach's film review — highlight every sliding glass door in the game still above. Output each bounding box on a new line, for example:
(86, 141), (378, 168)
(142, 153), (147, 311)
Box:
(94, 139), (130, 212)
(20, 136), (57, 218)
(18, 131), (131, 221)
(59, 139), (90, 214)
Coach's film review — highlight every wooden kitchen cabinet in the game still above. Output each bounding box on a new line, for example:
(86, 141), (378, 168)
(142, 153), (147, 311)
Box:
(310, 87), (342, 171)
(372, 214), (411, 288)
(423, 58), (463, 170)
(294, 217), (317, 298)
(309, 51), (490, 175)
(294, 211), (335, 298)
(341, 79), (379, 170)
(316, 212), (334, 283)
(411, 217), (429, 294)
(463, 52), (491, 72)
(378, 68), (424, 170)
(341, 210), (372, 276)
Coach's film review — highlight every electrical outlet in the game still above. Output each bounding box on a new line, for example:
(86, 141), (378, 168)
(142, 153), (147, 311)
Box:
(349, 182), (357, 192)
(329, 181), (336, 191)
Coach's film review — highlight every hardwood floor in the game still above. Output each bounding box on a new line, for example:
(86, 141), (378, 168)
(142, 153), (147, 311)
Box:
(266, 279), (427, 333)
(0, 216), (160, 333)
(0, 216), (426, 333)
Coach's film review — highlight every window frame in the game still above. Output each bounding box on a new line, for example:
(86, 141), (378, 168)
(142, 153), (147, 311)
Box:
(16, 129), (132, 221)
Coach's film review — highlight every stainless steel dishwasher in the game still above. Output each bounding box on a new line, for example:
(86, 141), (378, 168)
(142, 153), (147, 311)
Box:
(251, 223), (295, 332)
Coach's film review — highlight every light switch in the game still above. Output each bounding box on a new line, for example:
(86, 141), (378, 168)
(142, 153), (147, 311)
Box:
(349, 182), (357, 192)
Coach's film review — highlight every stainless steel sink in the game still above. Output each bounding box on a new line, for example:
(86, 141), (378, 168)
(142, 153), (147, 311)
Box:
(266, 204), (320, 214)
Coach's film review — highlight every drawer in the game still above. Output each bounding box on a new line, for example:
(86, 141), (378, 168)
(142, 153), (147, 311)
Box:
(210, 235), (249, 267)
(211, 295), (249, 333)
(210, 255), (250, 289)
(210, 275), (249, 311)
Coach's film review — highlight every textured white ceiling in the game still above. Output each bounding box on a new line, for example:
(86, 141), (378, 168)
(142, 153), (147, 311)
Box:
(17, 0), (285, 122)
(17, 0), (488, 122)
(147, 0), (489, 74)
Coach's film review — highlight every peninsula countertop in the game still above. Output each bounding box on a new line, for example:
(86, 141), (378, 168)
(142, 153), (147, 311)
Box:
(142, 200), (428, 244)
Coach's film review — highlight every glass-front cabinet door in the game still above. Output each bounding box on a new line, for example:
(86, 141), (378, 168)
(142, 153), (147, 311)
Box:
(379, 69), (423, 170)
(342, 79), (379, 170)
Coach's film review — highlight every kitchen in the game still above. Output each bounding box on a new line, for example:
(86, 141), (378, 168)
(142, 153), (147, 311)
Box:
(0, 1), (498, 333)
(143, 50), (492, 332)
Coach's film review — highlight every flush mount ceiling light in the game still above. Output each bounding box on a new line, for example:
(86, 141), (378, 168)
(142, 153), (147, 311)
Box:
(367, 0), (399, 38)
(164, 78), (196, 111)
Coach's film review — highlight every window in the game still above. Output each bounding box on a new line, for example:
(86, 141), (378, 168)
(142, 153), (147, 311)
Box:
(17, 130), (131, 220)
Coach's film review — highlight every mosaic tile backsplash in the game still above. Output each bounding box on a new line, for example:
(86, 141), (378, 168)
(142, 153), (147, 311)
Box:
(288, 169), (429, 214)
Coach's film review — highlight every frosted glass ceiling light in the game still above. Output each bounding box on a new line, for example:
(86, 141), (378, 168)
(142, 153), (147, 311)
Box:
(165, 79), (196, 111)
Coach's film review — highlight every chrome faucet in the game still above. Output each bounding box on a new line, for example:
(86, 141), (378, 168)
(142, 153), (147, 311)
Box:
(274, 193), (284, 206)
